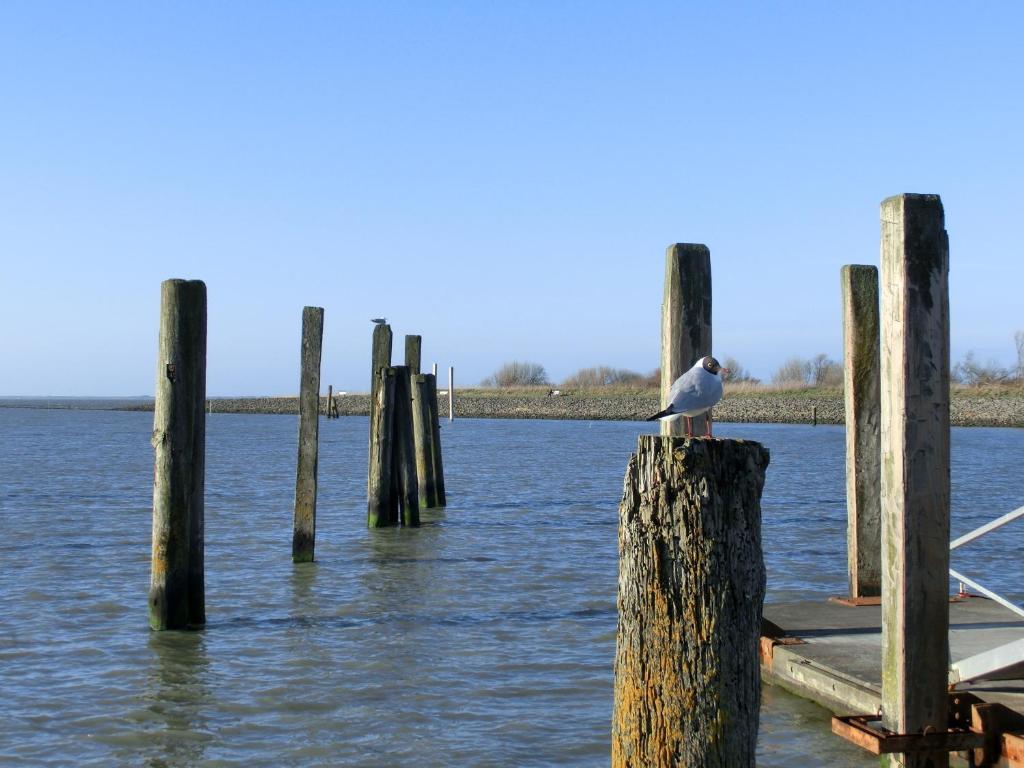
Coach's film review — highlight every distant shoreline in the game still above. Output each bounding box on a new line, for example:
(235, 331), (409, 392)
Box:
(26, 387), (1013, 428)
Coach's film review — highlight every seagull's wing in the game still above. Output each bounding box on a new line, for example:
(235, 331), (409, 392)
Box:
(668, 370), (701, 407)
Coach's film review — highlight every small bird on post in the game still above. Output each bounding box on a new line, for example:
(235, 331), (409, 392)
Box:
(647, 356), (728, 437)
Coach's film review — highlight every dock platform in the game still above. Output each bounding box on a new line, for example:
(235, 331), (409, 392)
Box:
(762, 596), (1024, 765)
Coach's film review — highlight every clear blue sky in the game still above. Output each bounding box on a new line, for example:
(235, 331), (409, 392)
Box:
(2, 2), (1022, 395)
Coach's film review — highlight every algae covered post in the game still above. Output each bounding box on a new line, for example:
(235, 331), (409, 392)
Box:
(369, 322), (393, 442)
(392, 365), (420, 526)
(661, 244), (712, 438)
(368, 367), (397, 527)
(411, 373), (441, 508)
(840, 264), (881, 599)
(428, 373), (447, 506)
(150, 278), (207, 631)
(405, 334), (422, 375)
(293, 305), (323, 563)
(612, 435), (768, 767)
(879, 194), (951, 768)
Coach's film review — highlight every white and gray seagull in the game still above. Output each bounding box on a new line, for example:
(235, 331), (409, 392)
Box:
(646, 356), (729, 437)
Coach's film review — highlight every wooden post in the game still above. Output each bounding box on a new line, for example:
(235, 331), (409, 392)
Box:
(428, 373), (447, 506)
(811, 406), (817, 426)
(392, 365), (420, 526)
(841, 264), (881, 599)
(448, 366), (454, 421)
(432, 362), (438, 377)
(369, 323), (392, 442)
(612, 436), (768, 767)
(367, 367), (397, 527)
(661, 244), (712, 437)
(293, 306), (323, 563)
(150, 279), (207, 631)
(405, 334), (422, 375)
(880, 194), (950, 768)
(412, 373), (439, 508)
(326, 384), (333, 417)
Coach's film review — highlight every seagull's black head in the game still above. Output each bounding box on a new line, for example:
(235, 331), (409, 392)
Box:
(702, 357), (722, 375)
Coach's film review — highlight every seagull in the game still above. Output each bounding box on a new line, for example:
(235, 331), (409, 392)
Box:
(646, 356), (729, 437)
(371, 317), (387, 325)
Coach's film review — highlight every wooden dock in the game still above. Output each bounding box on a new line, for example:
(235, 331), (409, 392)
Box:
(762, 596), (1024, 765)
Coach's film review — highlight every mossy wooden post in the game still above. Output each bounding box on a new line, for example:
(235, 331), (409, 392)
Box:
(293, 306), (323, 563)
(369, 323), (393, 444)
(661, 244), (712, 437)
(367, 367), (397, 527)
(427, 373), (447, 506)
(150, 279), (207, 631)
(412, 373), (439, 508)
(612, 436), (768, 767)
(392, 365), (420, 526)
(405, 334), (422, 375)
(880, 194), (950, 768)
(841, 265), (881, 599)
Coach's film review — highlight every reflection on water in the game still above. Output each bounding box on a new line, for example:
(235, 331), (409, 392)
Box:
(141, 632), (211, 767)
(0, 407), (1021, 766)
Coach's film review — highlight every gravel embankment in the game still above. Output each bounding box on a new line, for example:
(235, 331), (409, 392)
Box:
(142, 390), (1024, 428)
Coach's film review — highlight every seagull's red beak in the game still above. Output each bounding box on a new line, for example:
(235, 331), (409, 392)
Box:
(720, 367), (731, 376)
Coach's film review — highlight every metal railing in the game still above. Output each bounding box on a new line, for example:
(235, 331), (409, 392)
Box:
(949, 504), (1024, 620)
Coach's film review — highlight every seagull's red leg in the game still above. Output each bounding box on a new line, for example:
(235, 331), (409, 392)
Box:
(706, 412), (713, 438)
(685, 416), (693, 437)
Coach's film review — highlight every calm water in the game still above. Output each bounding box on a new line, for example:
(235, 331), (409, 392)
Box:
(1, 408), (1021, 766)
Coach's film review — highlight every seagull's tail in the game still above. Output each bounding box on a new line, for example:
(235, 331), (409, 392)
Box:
(645, 407), (674, 421)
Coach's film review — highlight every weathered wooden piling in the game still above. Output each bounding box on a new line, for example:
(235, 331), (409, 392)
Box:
(841, 265), (881, 599)
(325, 384), (339, 418)
(367, 367), (397, 527)
(428, 373), (447, 506)
(369, 323), (393, 442)
(409, 374), (438, 507)
(448, 366), (455, 421)
(612, 436), (769, 767)
(150, 279), (207, 631)
(392, 365), (420, 526)
(405, 334), (422, 375)
(661, 244), (712, 437)
(879, 194), (950, 768)
(293, 306), (323, 563)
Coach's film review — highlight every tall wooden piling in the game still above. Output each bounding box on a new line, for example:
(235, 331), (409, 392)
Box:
(367, 367), (397, 527)
(612, 436), (769, 767)
(326, 384), (333, 416)
(841, 265), (881, 599)
(412, 373), (440, 508)
(879, 194), (950, 768)
(661, 244), (712, 437)
(392, 365), (420, 526)
(405, 334), (422, 375)
(293, 306), (323, 563)
(448, 366), (455, 421)
(428, 373), (447, 506)
(150, 279), (207, 631)
(369, 323), (393, 442)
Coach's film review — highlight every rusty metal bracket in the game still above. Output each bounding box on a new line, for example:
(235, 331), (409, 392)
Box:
(831, 714), (984, 755)
(828, 596), (882, 607)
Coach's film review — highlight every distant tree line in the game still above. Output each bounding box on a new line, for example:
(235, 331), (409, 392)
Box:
(478, 331), (1024, 389)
